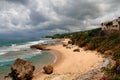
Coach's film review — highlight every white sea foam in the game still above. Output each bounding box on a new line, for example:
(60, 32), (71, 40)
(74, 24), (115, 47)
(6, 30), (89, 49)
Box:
(0, 52), (6, 55)
(11, 44), (16, 47)
(28, 40), (44, 45)
(0, 39), (45, 54)
(0, 39), (46, 62)
(0, 39), (57, 80)
(33, 50), (42, 55)
(0, 50), (42, 62)
(0, 39), (56, 80)
(0, 50), (42, 63)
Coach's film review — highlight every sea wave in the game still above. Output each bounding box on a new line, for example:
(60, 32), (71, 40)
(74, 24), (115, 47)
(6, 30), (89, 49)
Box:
(0, 39), (45, 55)
(0, 50), (42, 63)
(0, 39), (46, 63)
(27, 40), (45, 45)
(0, 52), (6, 55)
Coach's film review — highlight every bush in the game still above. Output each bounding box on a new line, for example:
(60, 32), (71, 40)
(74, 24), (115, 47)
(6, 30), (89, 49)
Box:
(87, 42), (95, 50)
(105, 60), (120, 80)
(113, 49), (120, 60)
(87, 37), (105, 50)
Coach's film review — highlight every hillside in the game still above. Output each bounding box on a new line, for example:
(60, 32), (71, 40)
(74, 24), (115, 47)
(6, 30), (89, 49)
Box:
(46, 28), (120, 80)
(45, 31), (85, 39)
(70, 28), (120, 80)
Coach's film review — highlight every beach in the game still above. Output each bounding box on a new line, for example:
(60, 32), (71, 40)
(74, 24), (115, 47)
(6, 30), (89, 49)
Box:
(0, 39), (56, 80)
(33, 39), (104, 80)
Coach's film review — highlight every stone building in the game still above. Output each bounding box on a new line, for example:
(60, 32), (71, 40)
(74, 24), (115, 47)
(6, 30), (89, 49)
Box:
(101, 17), (120, 30)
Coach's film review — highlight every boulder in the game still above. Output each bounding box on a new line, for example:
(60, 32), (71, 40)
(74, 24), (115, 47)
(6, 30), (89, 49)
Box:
(30, 44), (46, 50)
(43, 65), (53, 74)
(73, 48), (80, 52)
(66, 44), (72, 49)
(10, 58), (35, 80)
(62, 43), (67, 47)
(68, 41), (73, 45)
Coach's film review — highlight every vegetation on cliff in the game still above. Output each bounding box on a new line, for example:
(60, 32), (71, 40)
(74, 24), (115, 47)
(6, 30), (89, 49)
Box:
(47, 28), (120, 79)
(45, 32), (82, 39)
(71, 28), (120, 80)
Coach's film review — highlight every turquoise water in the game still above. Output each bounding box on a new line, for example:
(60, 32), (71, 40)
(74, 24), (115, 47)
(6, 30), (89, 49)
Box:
(0, 38), (55, 79)
(0, 38), (40, 47)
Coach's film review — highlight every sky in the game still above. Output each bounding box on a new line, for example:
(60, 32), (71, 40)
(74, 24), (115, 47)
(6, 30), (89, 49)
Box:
(0, 0), (120, 39)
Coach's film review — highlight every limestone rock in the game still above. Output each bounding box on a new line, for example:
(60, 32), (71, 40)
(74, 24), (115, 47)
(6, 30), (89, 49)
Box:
(30, 44), (46, 50)
(62, 43), (67, 47)
(73, 48), (80, 52)
(10, 58), (35, 80)
(43, 65), (53, 74)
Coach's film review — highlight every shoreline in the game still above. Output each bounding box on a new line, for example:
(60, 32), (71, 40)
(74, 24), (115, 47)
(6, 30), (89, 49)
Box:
(33, 39), (104, 80)
(33, 49), (63, 80)
(49, 49), (63, 68)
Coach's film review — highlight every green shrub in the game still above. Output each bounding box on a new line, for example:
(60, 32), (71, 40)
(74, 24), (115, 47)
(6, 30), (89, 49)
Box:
(113, 49), (120, 60)
(87, 42), (95, 50)
(114, 75), (120, 80)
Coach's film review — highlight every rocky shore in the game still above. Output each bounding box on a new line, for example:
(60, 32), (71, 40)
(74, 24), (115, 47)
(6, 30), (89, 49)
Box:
(75, 58), (110, 80)
(6, 58), (35, 80)
(33, 39), (105, 80)
(6, 39), (109, 80)
(30, 44), (47, 50)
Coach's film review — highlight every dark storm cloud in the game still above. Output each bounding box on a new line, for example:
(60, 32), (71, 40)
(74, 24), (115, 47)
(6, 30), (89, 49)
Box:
(53, 0), (101, 20)
(29, 9), (48, 25)
(0, 0), (120, 38)
(5, 0), (28, 5)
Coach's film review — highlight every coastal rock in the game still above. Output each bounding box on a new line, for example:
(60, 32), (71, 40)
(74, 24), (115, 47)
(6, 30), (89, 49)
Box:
(73, 48), (80, 52)
(10, 58), (35, 80)
(30, 44), (47, 50)
(68, 41), (73, 45)
(43, 65), (53, 74)
(66, 44), (72, 49)
(75, 59), (110, 80)
(63, 43), (67, 47)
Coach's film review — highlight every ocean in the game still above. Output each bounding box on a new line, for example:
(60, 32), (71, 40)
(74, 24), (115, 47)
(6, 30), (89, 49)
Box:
(0, 38), (56, 79)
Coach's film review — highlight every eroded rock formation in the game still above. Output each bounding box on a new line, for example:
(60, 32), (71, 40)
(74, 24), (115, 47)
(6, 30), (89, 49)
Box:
(73, 48), (80, 52)
(10, 58), (35, 80)
(30, 44), (47, 50)
(43, 65), (53, 74)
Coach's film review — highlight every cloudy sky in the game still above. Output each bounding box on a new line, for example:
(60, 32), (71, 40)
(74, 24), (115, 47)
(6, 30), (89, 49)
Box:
(0, 0), (120, 39)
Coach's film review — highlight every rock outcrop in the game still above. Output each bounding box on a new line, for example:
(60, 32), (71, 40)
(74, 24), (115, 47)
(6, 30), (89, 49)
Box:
(73, 48), (80, 52)
(43, 65), (53, 74)
(75, 58), (110, 80)
(62, 43), (67, 47)
(30, 44), (47, 50)
(10, 58), (35, 80)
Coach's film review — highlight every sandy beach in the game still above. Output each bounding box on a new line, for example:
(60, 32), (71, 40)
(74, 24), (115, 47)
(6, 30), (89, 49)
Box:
(33, 39), (103, 80)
